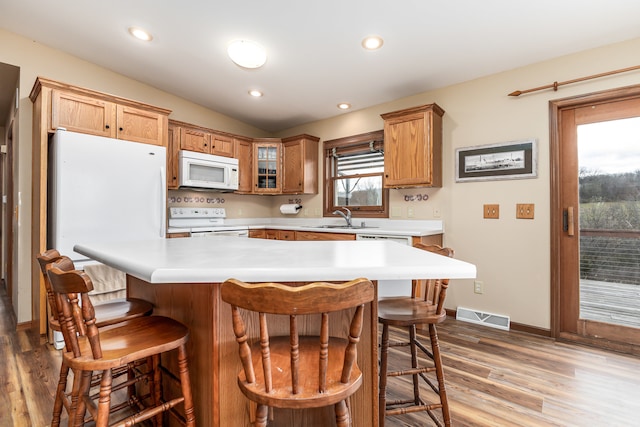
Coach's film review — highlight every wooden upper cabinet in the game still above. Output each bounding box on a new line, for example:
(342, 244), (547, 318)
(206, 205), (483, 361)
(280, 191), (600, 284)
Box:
(281, 134), (319, 194)
(180, 126), (210, 153)
(210, 133), (235, 157)
(167, 123), (180, 189)
(381, 104), (445, 188)
(234, 137), (253, 194)
(50, 88), (167, 146)
(174, 122), (235, 157)
(51, 90), (117, 138)
(30, 77), (171, 333)
(253, 139), (282, 194)
(116, 104), (165, 146)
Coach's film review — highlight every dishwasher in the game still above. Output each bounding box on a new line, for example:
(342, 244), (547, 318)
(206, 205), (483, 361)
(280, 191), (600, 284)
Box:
(356, 234), (412, 298)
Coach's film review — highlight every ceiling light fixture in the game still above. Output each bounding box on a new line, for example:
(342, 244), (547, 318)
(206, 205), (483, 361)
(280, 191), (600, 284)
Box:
(249, 89), (263, 97)
(128, 27), (153, 42)
(361, 35), (383, 50)
(337, 103), (351, 110)
(228, 40), (267, 69)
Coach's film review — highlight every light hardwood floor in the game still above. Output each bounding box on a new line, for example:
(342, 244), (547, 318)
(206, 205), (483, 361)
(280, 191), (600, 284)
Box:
(1, 283), (639, 426)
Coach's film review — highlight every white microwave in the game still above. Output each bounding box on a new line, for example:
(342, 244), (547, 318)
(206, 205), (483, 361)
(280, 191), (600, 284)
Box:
(178, 150), (239, 191)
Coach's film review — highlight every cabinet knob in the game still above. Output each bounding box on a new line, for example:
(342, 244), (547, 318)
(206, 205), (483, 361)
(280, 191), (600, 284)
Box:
(105, 125), (110, 129)
(119, 127), (124, 131)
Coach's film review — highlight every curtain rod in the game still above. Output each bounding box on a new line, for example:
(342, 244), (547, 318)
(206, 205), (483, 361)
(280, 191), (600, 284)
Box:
(508, 64), (640, 97)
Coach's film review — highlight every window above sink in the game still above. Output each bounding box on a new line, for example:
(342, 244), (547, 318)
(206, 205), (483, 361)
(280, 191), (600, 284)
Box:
(323, 130), (389, 218)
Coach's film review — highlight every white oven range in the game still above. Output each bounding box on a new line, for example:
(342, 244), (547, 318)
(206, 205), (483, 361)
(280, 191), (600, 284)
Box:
(168, 207), (249, 237)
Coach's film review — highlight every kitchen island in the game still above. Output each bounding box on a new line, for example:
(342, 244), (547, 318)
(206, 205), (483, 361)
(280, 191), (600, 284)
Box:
(75, 237), (476, 426)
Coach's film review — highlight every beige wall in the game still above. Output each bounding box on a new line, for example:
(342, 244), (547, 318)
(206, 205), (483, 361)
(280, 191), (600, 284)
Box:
(2, 26), (640, 329)
(278, 37), (640, 329)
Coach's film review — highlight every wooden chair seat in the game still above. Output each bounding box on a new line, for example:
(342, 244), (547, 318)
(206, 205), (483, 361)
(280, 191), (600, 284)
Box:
(377, 297), (444, 326)
(378, 244), (454, 427)
(221, 277), (375, 427)
(46, 259), (195, 427)
(239, 336), (363, 408)
(62, 315), (189, 371)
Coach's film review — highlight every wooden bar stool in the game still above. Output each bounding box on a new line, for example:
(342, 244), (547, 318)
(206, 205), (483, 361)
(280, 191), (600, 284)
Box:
(38, 249), (156, 426)
(37, 249), (153, 331)
(221, 277), (375, 427)
(47, 259), (195, 427)
(378, 244), (454, 427)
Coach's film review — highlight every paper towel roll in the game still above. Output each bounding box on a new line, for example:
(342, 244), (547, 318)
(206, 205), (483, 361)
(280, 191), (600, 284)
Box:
(280, 204), (302, 215)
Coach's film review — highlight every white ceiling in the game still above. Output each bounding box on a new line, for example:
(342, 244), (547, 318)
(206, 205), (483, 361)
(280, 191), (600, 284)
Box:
(1, 0), (640, 132)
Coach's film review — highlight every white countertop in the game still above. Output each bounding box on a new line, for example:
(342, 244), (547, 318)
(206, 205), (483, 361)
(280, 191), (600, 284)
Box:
(75, 236), (475, 284)
(168, 218), (444, 237)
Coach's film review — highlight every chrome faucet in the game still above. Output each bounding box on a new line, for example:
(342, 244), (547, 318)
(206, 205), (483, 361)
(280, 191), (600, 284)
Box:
(332, 207), (352, 227)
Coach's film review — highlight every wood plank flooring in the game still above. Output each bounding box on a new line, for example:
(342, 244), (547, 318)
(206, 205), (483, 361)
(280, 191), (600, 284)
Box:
(2, 282), (639, 426)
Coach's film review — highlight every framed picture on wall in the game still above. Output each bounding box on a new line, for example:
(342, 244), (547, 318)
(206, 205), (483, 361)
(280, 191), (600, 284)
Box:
(455, 138), (538, 182)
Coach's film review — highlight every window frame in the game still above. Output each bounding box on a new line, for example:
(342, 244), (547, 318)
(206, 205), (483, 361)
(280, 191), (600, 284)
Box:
(323, 130), (389, 218)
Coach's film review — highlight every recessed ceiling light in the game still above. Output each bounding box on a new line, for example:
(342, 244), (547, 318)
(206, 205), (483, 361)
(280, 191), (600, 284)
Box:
(228, 40), (267, 69)
(361, 35), (383, 50)
(337, 103), (351, 110)
(249, 89), (263, 97)
(128, 27), (153, 42)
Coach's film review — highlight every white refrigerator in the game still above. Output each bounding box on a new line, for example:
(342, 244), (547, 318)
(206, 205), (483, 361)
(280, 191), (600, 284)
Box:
(48, 129), (167, 268)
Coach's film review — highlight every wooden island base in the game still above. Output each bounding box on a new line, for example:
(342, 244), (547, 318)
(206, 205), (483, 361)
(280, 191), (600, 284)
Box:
(127, 276), (379, 427)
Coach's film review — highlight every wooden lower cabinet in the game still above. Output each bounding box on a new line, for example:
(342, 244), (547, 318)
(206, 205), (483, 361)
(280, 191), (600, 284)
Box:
(250, 229), (356, 241)
(412, 234), (443, 246)
(248, 229), (280, 240)
(166, 232), (190, 239)
(277, 230), (296, 241)
(248, 229), (265, 239)
(295, 231), (356, 241)
(127, 276), (377, 427)
(249, 229), (439, 243)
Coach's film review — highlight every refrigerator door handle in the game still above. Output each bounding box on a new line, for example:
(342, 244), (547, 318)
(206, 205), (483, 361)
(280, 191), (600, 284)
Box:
(160, 167), (166, 238)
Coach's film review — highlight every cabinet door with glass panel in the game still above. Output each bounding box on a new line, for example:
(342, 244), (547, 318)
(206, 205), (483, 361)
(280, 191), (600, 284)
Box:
(253, 139), (281, 194)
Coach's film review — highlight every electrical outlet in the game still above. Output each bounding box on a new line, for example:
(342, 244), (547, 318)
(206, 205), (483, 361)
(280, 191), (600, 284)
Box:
(474, 280), (484, 294)
(408, 208), (414, 218)
(483, 204), (499, 219)
(433, 208), (441, 218)
(516, 203), (535, 219)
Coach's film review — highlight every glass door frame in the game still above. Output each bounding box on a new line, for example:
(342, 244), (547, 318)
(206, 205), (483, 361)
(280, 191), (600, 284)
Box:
(550, 83), (640, 354)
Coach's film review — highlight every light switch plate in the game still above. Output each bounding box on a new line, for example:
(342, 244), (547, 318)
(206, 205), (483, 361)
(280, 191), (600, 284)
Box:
(516, 203), (535, 219)
(484, 204), (499, 219)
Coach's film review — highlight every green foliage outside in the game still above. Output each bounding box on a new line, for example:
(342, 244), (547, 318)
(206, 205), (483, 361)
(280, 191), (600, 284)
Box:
(579, 169), (640, 285)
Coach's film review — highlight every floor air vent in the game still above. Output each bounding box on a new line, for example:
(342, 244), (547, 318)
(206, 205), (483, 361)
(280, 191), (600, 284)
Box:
(456, 307), (510, 331)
